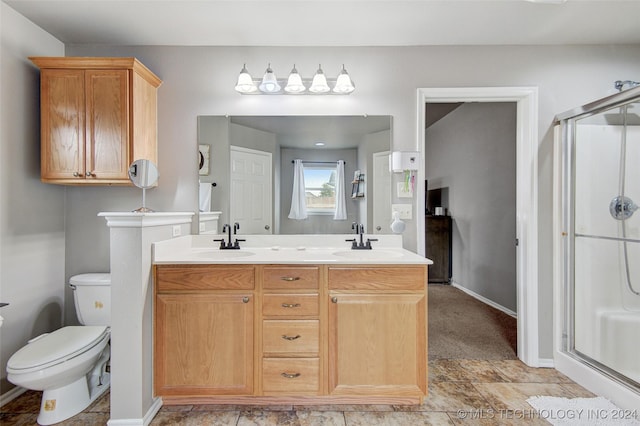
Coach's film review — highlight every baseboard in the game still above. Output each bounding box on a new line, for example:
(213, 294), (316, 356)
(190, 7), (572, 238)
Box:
(0, 386), (27, 408)
(450, 281), (517, 318)
(537, 358), (555, 368)
(106, 397), (162, 426)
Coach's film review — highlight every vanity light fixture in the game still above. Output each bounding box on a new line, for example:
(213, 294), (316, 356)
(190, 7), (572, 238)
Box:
(333, 64), (355, 94)
(308, 64), (330, 93)
(235, 63), (355, 95)
(258, 63), (281, 93)
(284, 65), (306, 93)
(234, 64), (258, 94)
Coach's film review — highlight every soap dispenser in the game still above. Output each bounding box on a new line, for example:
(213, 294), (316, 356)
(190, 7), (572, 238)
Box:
(390, 211), (406, 234)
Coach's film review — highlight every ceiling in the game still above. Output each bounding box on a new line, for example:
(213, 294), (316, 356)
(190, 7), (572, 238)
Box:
(4, 0), (640, 47)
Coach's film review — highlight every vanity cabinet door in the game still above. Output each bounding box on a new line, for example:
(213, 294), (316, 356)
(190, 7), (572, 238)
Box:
(328, 292), (426, 398)
(154, 293), (254, 396)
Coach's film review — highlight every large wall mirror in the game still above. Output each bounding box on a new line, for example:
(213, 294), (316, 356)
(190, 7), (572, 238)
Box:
(197, 115), (392, 235)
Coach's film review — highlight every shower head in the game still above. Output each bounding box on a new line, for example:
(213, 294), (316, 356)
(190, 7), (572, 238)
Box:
(614, 80), (640, 92)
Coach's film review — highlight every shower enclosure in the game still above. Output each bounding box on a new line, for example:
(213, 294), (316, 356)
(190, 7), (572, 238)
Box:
(556, 83), (640, 396)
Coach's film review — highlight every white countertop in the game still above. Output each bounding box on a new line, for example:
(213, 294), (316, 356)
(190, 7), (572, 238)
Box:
(153, 234), (432, 265)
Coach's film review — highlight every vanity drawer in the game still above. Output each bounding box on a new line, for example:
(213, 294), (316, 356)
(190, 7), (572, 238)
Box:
(155, 265), (255, 291)
(262, 294), (319, 317)
(263, 266), (319, 290)
(262, 358), (320, 393)
(263, 320), (319, 356)
(328, 266), (426, 291)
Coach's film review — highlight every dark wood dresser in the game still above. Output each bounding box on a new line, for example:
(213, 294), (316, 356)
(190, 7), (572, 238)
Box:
(425, 215), (452, 284)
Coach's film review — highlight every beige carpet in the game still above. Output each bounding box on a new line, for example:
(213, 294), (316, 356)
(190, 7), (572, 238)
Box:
(428, 284), (517, 360)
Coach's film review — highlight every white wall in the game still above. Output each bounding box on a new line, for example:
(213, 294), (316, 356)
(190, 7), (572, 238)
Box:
(426, 103), (517, 312)
(0, 3), (65, 394)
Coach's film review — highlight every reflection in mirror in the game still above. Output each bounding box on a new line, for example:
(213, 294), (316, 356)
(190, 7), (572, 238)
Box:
(128, 159), (159, 212)
(197, 115), (392, 235)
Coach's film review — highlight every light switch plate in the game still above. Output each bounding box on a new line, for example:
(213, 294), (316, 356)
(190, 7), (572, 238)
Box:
(397, 182), (413, 198)
(172, 225), (182, 237)
(392, 203), (412, 220)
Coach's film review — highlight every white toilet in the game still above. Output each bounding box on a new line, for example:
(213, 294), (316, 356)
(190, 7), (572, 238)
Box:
(6, 273), (112, 425)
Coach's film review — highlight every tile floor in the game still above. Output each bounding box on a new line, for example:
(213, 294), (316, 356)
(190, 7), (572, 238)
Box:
(1, 359), (594, 425)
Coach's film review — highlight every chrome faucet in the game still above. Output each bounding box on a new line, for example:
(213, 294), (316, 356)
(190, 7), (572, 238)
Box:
(346, 222), (378, 250)
(214, 222), (245, 249)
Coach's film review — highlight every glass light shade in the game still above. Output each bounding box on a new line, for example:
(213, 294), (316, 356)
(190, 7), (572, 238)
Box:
(284, 66), (306, 93)
(308, 65), (330, 93)
(333, 65), (355, 94)
(234, 65), (257, 93)
(258, 64), (281, 93)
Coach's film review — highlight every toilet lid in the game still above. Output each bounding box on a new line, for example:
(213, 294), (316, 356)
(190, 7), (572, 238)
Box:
(7, 326), (109, 371)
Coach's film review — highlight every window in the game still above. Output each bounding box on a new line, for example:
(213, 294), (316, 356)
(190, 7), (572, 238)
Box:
(303, 166), (336, 214)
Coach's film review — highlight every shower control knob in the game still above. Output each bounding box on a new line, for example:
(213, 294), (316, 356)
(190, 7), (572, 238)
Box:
(610, 196), (638, 220)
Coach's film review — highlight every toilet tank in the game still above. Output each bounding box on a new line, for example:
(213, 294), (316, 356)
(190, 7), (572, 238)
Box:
(70, 273), (111, 326)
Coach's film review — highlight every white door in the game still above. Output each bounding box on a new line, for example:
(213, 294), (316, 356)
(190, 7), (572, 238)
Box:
(372, 151), (392, 234)
(230, 146), (272, 234)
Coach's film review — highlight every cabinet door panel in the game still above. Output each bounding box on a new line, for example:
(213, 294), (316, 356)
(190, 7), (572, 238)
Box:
(328, 293), (426, 397)
(40, 69), (85, 180)
(85, 70), (129, 180)
(155, 293), (253, 396)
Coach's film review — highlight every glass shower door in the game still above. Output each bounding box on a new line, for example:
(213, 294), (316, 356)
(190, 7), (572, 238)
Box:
(569, 99), (640, 390)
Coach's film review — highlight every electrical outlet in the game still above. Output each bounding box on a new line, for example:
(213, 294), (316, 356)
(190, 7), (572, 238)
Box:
(397, 182), (413, 198)
(199, 222), (206, 232)
(392, 203), (412, 220)
(172, 225), (181, 237)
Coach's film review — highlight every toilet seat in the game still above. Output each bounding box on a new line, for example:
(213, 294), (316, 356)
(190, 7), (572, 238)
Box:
(7, 326), (109, 373)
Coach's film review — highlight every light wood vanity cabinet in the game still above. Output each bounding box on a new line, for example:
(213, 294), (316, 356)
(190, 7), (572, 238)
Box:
(153, 263), (427, 404)
(30, 57), (161, 185)
(154, 265), (255, 397)
(328, 266), (427, 398)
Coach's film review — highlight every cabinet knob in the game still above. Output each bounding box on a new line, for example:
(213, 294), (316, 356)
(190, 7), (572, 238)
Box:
(281, 303), (301, 308)
(242, 296), (250, 303)
(265, 225), (270, 230)
(281, 276), (300, 282)
(73, 172), (80, 177)
(86, 171), (96, 177)
(376, 226), (382, 231)
(281, 334), (301, 341)
(281, 372), (301, 379)
(331, 297), (338, 303)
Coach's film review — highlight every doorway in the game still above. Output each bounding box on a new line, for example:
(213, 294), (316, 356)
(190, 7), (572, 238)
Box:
(416, 87), (540, 367)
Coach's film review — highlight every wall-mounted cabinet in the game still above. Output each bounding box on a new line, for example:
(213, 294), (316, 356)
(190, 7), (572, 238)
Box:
(30, 57), (162, 185)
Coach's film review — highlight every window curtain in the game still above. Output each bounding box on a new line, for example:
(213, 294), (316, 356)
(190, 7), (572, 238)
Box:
(288, 159), (308, 220)
(333, 160), (347, 220)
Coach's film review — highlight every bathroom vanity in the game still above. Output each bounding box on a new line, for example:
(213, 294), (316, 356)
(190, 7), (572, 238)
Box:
(152, 234), (430, 405)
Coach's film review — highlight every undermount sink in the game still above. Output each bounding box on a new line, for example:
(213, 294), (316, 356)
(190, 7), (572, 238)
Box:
(195, 250), (255, 259)
(332, 250), (404, 259)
